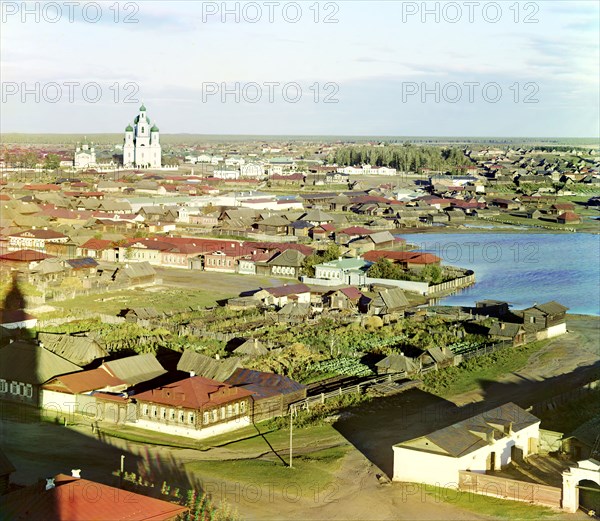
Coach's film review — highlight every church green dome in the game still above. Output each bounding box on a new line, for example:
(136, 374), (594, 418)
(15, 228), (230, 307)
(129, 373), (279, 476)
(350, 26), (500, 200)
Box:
(125, 124), (133, 132)
(134, 115), (139, 124)
(140, 103), (147, 111)
(151, 124), (159, 132)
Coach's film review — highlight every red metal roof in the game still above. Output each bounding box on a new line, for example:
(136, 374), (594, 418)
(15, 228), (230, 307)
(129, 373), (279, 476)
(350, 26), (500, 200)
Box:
(339, 286), (363, 300)
(363, 250), (441, 264)
(337, 226), (371, 235)
(43, 368), (125, 394)
(134, 376), (253, 409)
(0, 249), (54, 262)
(10, 229), (67, 239)
(265, 283), (311, 297)
(0, 473), (188, 520)
(23, 184), (61, 191)
(80, 238), (114, 250)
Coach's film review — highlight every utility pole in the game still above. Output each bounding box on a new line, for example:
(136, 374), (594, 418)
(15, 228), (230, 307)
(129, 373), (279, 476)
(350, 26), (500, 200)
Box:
(289, 408), (293, 468)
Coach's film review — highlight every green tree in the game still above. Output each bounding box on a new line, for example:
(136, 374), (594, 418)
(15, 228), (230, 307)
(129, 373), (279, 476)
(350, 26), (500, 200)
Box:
(43, 153), (61, 172)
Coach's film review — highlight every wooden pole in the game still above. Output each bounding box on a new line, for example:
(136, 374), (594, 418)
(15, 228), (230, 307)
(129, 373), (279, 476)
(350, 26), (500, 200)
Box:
(289, 409), (293, 468)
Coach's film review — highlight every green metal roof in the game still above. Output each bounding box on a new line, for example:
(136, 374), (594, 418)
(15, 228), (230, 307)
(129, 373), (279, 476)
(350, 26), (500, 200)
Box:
(151, 124), (159, 132)
(125, 124), (133, 132)
(140, 103), (146, 111)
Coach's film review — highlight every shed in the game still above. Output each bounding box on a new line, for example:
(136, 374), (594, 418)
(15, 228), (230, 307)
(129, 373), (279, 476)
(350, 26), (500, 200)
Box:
(225, 368), (307, 421)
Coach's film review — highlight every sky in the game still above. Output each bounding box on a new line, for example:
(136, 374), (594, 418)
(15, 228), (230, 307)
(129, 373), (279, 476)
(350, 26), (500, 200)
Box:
(1, 0), (599, 137)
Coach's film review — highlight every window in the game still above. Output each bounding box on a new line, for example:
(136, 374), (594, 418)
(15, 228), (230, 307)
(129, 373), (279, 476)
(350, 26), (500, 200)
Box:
(212, 409), (218, 422)
(170, 409), (175, 421)
(179, 411), (185, 423)
(188, 412), (195, 425)
(221, 407), (225, 420)
(143, 405), (149, 416)
(0, 379), (7, 393)
(234, 403), (239, 415)
(10, 382), (18, 395)
(161, 408), (166, 420)
(151, 405), (157, 418)
(25, 384), (33, 398)
(227, 404), (232, 417)
(240, 401), (246, 414)
(203, 411), (209, 424)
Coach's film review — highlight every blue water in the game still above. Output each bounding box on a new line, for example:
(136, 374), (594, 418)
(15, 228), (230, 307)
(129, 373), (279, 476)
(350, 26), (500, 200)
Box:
(399, 233), (600, 316)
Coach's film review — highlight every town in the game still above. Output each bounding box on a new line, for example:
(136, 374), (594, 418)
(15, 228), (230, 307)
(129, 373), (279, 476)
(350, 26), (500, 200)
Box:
(0, 103), (599, 521)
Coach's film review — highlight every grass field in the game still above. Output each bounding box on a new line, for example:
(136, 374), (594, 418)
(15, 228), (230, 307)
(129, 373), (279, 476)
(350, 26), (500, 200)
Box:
(39, 287), (227, 317)
(422, 340), (550, 397)
(420, 484), (558, 520)
(186, 445), (349, 494)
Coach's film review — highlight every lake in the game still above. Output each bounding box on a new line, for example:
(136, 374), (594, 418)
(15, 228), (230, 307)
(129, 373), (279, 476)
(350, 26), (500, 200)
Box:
(399, 233), (600, 316)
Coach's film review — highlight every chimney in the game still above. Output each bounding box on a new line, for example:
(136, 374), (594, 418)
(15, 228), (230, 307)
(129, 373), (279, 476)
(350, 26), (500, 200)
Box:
(46, 478), (55, 490)
(189, 371), (196, 377)
(71, 469), (81, 478)
(504, 422), (513, 436)
(500, 323), (505, 330)
(486, 430), (495, 444)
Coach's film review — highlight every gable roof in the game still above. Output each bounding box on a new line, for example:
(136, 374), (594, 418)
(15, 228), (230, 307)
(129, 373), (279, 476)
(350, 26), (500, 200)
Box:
(177, 350), (241, 381)
(488, 322), (525, 338)
(43, 367), (127, 394)
(265, 283), (311, 298)
(102, 354), (166, 386)
(377, 287), (410, 311)
(266, 248), (306, 267)
(0, 250), (54, 262)
(532, 301), (569, 315)
(375, 354), (419, 373)
(134, 376), (253, 409)
(337, 286), (364, 300)
(233, 338), (269, 356)
(368, 231), (395, 244)
(225, 368), (306, 399)
(0, 341), (82, 384)
(37, 333), (108, 366)
(0, 473), (188, 521)
(394, 402), (540, 458)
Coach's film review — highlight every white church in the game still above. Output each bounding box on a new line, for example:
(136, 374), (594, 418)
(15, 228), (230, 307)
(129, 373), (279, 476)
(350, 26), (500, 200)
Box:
(123, 104), (162, 168)
(73, 141), (97, 168)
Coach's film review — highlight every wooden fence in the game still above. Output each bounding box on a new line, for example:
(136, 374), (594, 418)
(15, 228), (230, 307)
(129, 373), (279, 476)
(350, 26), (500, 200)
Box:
(458, 470), (563, 509)
(289, 372), (417, 413)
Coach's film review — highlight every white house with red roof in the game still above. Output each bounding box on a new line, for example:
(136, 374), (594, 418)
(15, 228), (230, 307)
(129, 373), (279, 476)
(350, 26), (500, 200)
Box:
(8, 229), (69, 252)
(132, 376), (254, 439)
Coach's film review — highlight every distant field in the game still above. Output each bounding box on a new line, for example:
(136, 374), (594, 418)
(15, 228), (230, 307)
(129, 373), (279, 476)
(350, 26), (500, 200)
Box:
(2, 133), (599, 147)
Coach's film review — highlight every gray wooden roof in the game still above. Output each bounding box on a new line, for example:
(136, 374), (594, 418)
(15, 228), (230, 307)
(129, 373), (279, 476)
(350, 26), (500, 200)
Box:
(394, 402), (540, 458)
(177, 350), (241, 382)
(375, 354), (419, 373)
(233, 339), (269, 357)
(0, 341), (82, 384)
(102, 353), (166, 386)
(37, 333), (108, 367)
